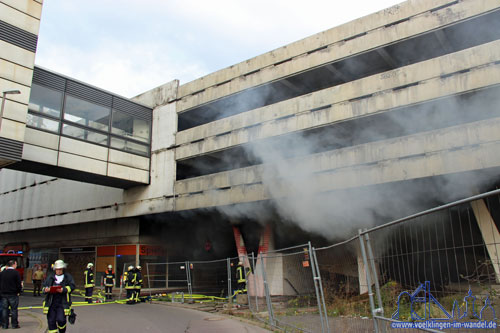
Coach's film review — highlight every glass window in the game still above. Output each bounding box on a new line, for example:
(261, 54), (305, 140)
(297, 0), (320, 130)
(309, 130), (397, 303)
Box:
(62, 124), (108, 145)
(111, 110), (150, 143)
(28, 83), (63, 118)
(64, 95), (110, 131)
(110, 137), (149, 156)
(26, 113), (60, 133)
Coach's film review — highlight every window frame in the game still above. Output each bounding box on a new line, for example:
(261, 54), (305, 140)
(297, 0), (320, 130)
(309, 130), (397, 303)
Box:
(63, 94), (112, 133)
(28, 83), (64, 120)
(27, 77), (152, 157)
(110, 109), (151, 144)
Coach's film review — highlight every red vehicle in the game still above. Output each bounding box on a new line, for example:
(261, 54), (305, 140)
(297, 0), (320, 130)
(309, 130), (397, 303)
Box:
(0, 251), (25, 280)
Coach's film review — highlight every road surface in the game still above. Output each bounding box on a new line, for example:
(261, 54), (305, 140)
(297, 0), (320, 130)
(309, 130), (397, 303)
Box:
(17, 294), (270, 332)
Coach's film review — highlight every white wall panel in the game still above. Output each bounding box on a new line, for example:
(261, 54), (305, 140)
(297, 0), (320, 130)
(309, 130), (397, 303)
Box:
(0, 3), (40, 35)
(0, 40), (36, 68)
(107, 163), (149, 183)
(108, 149), (149, 170)
(0, 118), (25, 141)
(2, 0), (43, 19)
(57, 152), (107, 175)
(22, 143), (57, 165)
(59, 137), (108, 161)
(1, 100), (28, 123)
(0, 59), (33, 86)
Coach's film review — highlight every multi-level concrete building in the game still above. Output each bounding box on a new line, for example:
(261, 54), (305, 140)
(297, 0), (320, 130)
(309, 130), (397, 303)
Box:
(1, 0), (500, 286)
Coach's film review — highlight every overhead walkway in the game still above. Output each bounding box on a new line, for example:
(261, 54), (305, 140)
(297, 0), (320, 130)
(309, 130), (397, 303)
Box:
(1, 67), (153, 189)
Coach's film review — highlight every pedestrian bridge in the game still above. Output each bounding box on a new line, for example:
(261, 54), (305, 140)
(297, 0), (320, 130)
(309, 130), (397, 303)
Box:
(0, 67), (152, 189)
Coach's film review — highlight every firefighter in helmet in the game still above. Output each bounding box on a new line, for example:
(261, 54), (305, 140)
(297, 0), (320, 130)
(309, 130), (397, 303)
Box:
(43, 260), (75, 333)
(104, 265), (115, 301)
(236, 261), (247, 294)
(124, 265), (136, 304)
(83, 263), (94, 304)
(133, 266), (143, 303)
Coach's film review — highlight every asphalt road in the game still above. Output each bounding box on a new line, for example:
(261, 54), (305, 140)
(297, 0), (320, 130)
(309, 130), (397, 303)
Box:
(18, 293), (270, 333)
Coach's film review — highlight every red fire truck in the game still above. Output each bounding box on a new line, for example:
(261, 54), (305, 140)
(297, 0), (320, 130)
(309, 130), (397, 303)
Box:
(0, 251), (25, 280)
(0, 243), (28, 280)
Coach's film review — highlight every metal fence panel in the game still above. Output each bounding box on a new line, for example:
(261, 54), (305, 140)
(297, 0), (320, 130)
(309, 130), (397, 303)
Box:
(316, 239), (375, 332)
(146, 261), (191, 297)
(264, 249), (322, 332)
(135, 190), (500, 332)
(190, 258), (229, 297)
(363, 191), (500, 332)
(247, 253), (269, 324)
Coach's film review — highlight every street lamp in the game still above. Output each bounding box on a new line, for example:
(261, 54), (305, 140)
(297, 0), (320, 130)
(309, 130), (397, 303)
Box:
(0, 90), (21, 131)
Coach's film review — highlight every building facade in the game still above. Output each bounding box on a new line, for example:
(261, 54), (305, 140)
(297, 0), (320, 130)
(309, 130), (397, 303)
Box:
(1, 0), (500, 287)
(0, 0), (42, 167)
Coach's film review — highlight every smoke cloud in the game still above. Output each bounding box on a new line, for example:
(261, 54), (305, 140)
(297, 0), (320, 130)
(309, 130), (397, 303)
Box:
(212, 83), (500, 241)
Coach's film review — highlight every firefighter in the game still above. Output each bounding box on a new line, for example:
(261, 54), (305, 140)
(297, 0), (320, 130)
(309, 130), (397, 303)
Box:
(83, 263), (94, 304)
(124, 266), (135, 304)
(104, 265), (115, 301)
(134, 266), (143, 303)
(236, 261), (247, 294)
(43, 260), (75, 333)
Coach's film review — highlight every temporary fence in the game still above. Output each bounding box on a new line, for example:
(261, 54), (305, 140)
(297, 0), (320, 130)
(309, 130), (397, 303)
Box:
(315, 237), (375, 332)
(361, 189), (500, 333)
(146, 261), (192, 296)
(244, 244), (328, 333)
(140, 189), (500, 332)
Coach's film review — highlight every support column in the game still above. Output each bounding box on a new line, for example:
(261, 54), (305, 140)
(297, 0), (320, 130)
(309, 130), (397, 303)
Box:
(232, 225), (248, 263)
(136, 244), (140, 266)
(232, 225), (270, 297)
(470, 199), (500, 283)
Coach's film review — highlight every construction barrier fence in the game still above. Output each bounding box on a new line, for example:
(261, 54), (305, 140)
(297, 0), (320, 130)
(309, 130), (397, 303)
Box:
(141, 189), (500, 332)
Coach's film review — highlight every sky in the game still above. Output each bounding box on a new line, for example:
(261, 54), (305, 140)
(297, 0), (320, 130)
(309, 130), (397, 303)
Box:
(35, 0), (404, 98)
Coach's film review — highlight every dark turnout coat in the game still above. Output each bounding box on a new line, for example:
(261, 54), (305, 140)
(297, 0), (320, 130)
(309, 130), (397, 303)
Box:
(42, 272), (75, 316)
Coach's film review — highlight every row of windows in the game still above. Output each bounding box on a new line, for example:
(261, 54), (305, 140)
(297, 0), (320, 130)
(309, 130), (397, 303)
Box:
(27, 83), (151, 156)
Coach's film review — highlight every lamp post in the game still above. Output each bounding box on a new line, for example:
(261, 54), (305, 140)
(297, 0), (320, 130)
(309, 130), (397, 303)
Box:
(0, 90), (21, 132)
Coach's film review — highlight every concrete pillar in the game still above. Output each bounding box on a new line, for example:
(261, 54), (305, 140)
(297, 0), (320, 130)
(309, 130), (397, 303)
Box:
(136, 244), (140, 266)
(232, 225), (248, 263)
(470, 199), (500, 283)
(257, 224), (274, 253)
(232, 224), (272, 297)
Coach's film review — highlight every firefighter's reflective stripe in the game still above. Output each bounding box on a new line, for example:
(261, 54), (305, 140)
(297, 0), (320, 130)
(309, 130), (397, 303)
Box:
(57, 323), (67, 329)
(47, 293), (71, 315)
(134, 274), (142, 289)
(236, 266), (245, 283)
(84, 270), (94, 288)
(132, 272), (138, 287)
(104, 271), (114, 286)
(48, 329), (58, 333)
(125, 271), (136, 289)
